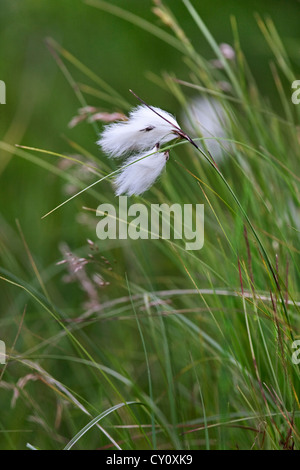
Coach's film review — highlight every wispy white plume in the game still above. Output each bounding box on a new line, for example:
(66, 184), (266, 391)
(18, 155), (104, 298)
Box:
(181, 96), (230, 162)
(114, 146), (169, 196)
(98, 104), (179, 158)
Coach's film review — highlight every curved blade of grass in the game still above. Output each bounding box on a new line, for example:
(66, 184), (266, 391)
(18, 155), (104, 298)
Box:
(0, 274), (130, 402)
(77, 83), (131, 110)
(46, 37), (130, 110)
(15, 144), (103, 175)
(40, 147), (160, 219)
(45, 38), (100, 135)
(0, 142), (100, 191)
(128, 88), (292, 329)
(64, 401), (143, 450)
(20, 358), (122, 449)
(26, 443), (39, 450)
(125, 274), (157, 449)
(182, 0), (241, 98)
(192, 138), (292, 332)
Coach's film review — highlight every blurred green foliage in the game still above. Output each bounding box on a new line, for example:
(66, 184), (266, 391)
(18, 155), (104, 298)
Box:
(0, 0), (299, 450)
(0, 0), (299, 259)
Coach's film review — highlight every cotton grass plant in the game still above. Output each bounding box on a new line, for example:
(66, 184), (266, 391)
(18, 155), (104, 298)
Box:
(0, 0), (299, 450)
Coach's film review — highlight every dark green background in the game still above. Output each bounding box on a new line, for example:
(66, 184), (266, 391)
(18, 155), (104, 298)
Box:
(0, 0), (299, 278)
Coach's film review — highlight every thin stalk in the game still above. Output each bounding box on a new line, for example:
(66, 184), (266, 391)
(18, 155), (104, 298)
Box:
(129, 90), (292, 335)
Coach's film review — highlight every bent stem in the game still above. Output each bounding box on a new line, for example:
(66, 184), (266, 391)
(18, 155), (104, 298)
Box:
(130, 89), (292, 335)
(191, 139), (292, 334)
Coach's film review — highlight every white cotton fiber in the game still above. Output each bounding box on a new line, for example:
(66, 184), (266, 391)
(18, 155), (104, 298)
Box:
(114, 147), (169, 196)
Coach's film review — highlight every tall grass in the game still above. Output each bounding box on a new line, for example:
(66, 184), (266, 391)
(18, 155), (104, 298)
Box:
(0, 0), (299, 450)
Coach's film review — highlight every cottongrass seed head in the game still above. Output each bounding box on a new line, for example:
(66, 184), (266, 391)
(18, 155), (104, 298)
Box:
(98, 104), (180, 158)
(114, 145), (169, 196)
(98, 103), (182, 195)
(181, 96), (230, 163)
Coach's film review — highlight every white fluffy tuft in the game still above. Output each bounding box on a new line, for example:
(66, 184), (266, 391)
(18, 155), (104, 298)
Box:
(181, 96), (229, 162)
(114, 147), (168, 196)
(98, 105), (179, 158)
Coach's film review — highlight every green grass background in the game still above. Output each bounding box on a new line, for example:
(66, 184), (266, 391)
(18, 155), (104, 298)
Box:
(0, 0), (299, 450)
